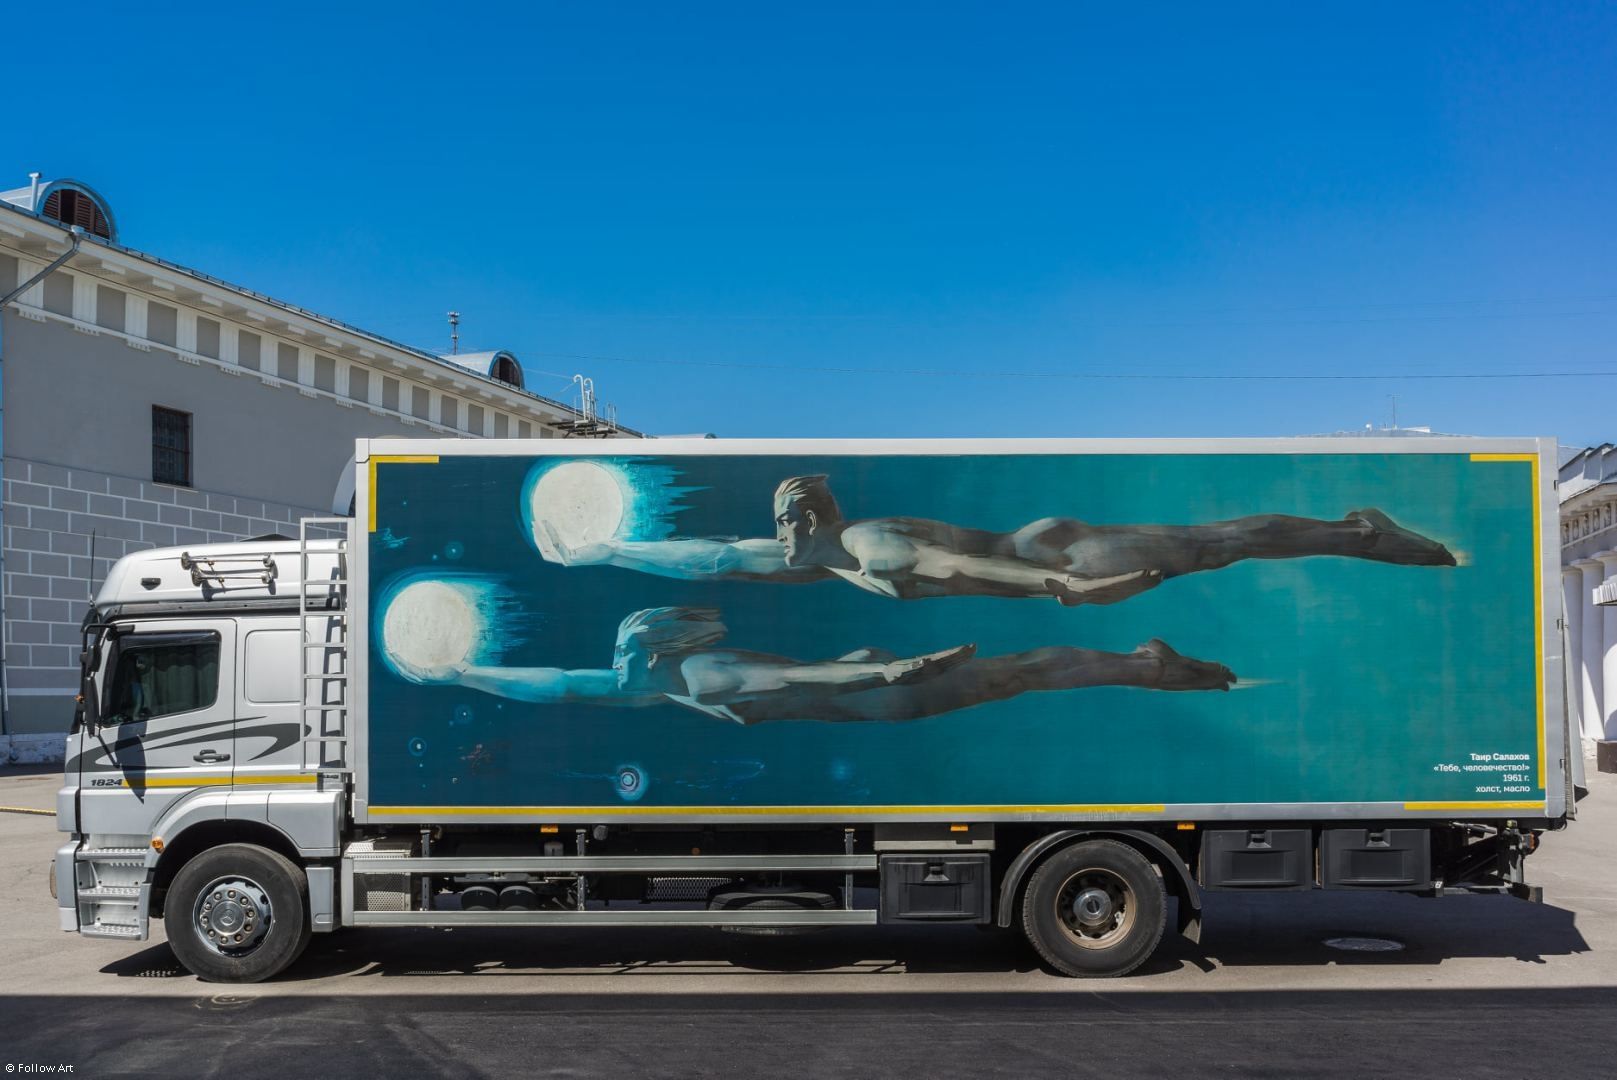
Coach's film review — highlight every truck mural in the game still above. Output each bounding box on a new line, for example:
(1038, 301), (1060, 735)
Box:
(364, 447), (1544, 815)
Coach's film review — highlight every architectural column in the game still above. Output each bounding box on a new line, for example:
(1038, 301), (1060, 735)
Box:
(1563, 567), (1586, 739)
(1600, 552), (1617, 742)
(177, 308), (197, 354)
(1575, 559), (1606, 741)
(124, 293), (148, 339)
(12, 254), (43, 307)
(70, 272), (96, 324)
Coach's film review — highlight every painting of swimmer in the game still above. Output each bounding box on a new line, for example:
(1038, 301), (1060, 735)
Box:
(529, 466), (1456, 605)
(363, 450), (1542, 810)
(379, 586), (1236, 725)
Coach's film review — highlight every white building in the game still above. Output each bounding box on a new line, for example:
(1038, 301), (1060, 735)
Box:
(0, 174), (635, 761)
(1558, 444), (1617, 769)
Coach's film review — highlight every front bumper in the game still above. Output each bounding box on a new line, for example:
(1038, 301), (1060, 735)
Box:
(53, 840), (79, 931)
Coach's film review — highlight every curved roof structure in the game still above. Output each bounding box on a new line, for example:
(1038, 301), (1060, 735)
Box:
(436, 349), (524, 389)
(0, 177), (117, 241)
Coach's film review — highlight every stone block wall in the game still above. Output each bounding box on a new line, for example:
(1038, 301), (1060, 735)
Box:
(2, 454), (335, 740)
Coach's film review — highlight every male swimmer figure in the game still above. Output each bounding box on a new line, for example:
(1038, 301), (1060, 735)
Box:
(537, 474), (1455, 606)
(409, 607), (1235, 724)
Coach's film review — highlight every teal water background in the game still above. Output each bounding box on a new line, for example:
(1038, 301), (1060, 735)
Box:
(366, 452), (1540, 809)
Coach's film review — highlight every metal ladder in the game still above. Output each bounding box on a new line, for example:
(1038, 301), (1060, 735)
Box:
(299, 517), (352, 787)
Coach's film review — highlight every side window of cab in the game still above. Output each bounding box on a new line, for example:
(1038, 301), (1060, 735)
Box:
(103, 632), (221, 725)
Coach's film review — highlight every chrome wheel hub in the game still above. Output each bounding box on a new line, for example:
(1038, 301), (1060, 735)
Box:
(1056, 868), (1135, 950)
(193, 877), (272, 957)
(1072, 886), (1114, 928)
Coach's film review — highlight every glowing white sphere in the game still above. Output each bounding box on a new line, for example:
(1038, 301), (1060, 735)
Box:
(382, 580), (478, 682)
(529, 461), (625, 560)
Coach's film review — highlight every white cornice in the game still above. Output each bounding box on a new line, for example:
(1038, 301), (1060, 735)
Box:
(1561, 484), (1617, 514)
(0, 207), (638, 435)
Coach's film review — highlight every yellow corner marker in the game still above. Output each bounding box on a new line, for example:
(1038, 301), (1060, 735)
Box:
(367, 454), (440, 533)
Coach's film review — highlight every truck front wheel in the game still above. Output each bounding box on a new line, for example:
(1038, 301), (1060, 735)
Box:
(1020, 839), (1166, 977)
(165, 843), (312, 983)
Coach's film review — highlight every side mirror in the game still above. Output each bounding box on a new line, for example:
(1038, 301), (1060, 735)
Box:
(77, 622), (122, 731)
(77, 679), (100, 731)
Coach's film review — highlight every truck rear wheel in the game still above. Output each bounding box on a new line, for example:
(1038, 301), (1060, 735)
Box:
(1021, 839), (1166, 978)
(165, 843), (311, 983)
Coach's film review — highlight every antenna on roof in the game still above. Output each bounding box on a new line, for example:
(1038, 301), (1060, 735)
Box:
(447, 311), (460, 355)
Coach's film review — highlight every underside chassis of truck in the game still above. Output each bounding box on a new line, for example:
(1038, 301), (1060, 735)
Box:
(136, 816), (1553, 983)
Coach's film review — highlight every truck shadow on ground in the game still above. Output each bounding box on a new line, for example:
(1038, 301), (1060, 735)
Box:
(102, 890), (1587, 982)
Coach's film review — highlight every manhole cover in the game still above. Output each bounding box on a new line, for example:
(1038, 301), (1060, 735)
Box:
(196, 994), (256, 1011)
(1323, 935), (1405, 953)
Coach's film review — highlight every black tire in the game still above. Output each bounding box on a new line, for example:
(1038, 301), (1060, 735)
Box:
(1021, 839), (1166, 978)
(165, 843), (311, 983)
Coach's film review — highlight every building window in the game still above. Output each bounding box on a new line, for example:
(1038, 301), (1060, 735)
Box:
(491, 355), (523, 387)
(238, 330), (261, 371)
(197, 318), (221, 359)
(314, 354), (337, 393)
(148, 303), (178, 346)
(152, 406), (193, 487)
(43, 272), (73, 316)
(95, 285), (125, 332)
(41, 188), (114, 240)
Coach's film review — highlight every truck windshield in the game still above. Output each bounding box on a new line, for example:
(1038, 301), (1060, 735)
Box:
(103, 632), (221, 725)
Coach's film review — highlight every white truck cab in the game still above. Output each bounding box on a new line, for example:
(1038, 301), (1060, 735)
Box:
(55, 529), (349, 979)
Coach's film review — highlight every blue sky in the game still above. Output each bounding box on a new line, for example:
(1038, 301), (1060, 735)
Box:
(9, 3), (1617, 443)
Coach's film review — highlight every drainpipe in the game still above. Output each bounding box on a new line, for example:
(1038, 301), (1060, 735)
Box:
(0, 227), (81, 309)
(0, 224), (83, 750)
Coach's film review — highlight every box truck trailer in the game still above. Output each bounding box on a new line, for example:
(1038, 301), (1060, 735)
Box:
(51, 437), (1575, 982)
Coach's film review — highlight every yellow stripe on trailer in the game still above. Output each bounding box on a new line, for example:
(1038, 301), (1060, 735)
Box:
(1402, 800), (1544, 811)
(369, 803), (1170, 818)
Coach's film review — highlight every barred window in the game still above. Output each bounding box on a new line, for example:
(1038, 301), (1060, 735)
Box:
(152, 406), (192, 487)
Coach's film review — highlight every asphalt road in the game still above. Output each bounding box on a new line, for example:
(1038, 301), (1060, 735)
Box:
(3, 764), (1614, 1078)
